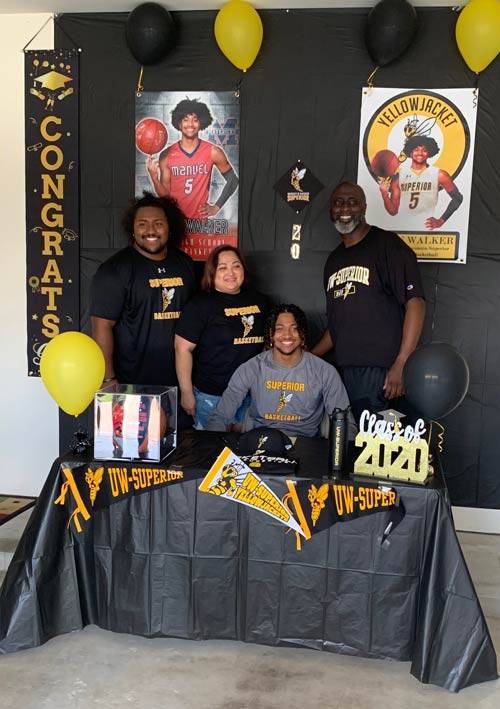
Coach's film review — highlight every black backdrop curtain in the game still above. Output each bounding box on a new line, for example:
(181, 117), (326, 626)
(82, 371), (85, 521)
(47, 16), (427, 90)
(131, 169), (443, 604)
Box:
(56, 9), (500, 508)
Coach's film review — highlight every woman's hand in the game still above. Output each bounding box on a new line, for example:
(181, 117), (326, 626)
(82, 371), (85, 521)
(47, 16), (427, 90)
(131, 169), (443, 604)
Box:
(180, 390), (196, 417)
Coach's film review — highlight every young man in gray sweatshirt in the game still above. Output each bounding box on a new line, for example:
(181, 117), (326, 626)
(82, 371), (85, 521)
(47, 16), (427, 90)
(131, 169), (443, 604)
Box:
(206, 304), (355, 438)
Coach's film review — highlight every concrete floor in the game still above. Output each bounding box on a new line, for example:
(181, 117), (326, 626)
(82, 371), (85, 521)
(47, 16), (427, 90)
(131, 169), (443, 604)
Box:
(0, 510), (499, 708)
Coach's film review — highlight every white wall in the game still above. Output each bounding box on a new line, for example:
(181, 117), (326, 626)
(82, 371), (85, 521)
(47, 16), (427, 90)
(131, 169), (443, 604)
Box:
(0, 15), (58, 496)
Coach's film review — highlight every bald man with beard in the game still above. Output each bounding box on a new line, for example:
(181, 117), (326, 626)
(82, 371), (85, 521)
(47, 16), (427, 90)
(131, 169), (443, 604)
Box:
(312, 181), (426, 422)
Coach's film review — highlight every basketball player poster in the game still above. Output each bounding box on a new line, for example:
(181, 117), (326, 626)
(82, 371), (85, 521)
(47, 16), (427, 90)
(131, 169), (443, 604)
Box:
(357, 88), (477, 264)
(135, 91), (239, 261)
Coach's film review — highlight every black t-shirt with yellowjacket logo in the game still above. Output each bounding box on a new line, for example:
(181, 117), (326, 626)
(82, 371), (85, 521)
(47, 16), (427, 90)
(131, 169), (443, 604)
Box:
(91, 246), (196, 385)
(324, 226), (425, 369)
(176, 289), (269, 395)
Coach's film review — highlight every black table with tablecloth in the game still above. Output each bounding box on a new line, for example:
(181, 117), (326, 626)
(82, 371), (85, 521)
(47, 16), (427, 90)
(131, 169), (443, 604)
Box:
(0, 430), (497, 692)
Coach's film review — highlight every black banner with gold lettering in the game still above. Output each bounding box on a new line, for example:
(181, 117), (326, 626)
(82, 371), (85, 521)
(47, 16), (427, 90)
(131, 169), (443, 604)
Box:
(25, 49), (79, 376)
(53, 459), (205, 533)
(285, 479), (405, 545)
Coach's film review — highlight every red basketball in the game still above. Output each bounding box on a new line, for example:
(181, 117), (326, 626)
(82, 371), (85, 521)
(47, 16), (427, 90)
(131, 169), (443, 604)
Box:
(371, 149), (399, 178)
(135, 118), (168, 155)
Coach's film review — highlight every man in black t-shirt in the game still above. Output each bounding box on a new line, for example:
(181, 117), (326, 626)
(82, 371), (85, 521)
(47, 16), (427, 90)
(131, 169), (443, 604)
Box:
(312, 181), (425, 422)
(90, 192), (197, 388)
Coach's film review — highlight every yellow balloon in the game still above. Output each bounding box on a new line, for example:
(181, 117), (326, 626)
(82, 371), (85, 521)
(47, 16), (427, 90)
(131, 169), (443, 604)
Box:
(215, 0), (263, 72)
(456, 0), (500, 73)
(40, 332), (105, 416)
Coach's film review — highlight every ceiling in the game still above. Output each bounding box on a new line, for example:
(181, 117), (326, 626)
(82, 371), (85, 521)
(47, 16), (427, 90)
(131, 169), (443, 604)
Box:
(0, 1), (459, 16)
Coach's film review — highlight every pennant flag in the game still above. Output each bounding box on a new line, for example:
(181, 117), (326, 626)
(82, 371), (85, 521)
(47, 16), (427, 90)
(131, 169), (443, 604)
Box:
(54, 459), (201, 533)
(284, 478), (405, 545)
(199, 447), (306, 537)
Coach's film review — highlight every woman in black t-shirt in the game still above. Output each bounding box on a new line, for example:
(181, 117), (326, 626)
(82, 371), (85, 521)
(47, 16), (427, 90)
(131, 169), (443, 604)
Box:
(175, 245), (268, 430)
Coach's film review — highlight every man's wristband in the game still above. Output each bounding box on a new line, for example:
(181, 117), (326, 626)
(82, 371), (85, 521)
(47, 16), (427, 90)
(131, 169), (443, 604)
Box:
(103, 377), (116, 383)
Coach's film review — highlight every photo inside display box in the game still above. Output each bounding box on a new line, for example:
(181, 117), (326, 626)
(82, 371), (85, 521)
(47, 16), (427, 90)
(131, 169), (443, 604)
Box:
(94, 384), (177, 462)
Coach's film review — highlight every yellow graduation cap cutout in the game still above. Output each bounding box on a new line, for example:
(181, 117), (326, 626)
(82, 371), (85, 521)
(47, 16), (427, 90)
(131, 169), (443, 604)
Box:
(34, 70), (72, 91)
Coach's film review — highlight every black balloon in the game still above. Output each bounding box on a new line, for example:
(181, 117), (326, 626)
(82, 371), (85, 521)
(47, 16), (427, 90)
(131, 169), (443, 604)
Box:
(126, 3), (176, 66)
(365, 0), (418, 67)
(403, 343), (470, 420)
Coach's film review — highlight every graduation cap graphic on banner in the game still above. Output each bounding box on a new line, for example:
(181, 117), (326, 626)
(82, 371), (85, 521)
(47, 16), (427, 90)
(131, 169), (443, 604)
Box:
(274, 159), (324, 213)
(34, 70), (72, 91)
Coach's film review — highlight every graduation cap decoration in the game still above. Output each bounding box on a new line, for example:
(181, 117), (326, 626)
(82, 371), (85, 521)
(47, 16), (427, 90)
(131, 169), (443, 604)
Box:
(30, 70), (73, 109)
(274, 159), (324, 213)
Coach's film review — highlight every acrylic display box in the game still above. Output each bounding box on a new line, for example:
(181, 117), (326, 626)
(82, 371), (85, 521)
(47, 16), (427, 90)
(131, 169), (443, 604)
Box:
(94, 384), (177, 462)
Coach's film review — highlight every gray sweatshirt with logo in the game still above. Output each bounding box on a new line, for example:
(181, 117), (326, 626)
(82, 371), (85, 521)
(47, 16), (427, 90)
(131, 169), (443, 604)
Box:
(206, 350), (354, 438)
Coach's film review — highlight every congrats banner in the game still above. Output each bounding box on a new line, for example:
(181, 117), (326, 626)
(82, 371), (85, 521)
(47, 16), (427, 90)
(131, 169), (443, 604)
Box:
(25, 50), (80, 376)
(135, 91), (240, 261)
(357, 88), (477, 264)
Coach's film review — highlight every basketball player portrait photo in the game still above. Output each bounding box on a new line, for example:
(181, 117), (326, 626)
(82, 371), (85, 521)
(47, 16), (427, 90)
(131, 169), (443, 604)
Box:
(135, 91), (240, 259)
(145, 98), (239, 220)
(377, 133), (463, 231)
(358, 88), (477, 263)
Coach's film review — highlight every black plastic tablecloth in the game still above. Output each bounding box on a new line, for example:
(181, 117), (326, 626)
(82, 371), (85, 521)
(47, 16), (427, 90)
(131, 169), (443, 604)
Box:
(0, 431), (497, 692)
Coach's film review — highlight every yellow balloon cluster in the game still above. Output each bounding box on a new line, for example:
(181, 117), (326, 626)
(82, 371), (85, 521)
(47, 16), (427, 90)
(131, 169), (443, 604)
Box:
(215, 0), (263, 72)
(456, 0), (500, 73)
(40, 332), (105, 417)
